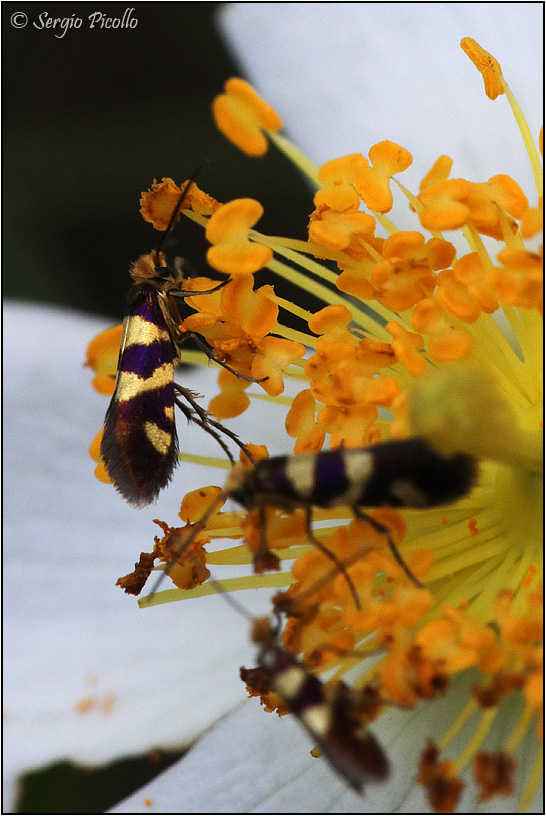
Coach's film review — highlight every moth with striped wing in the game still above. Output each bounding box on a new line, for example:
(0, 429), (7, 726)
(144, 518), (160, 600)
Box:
(240, 614), (390, 792)
(128, 437), (476, 788)
(126, 436), (477, 594)
(225, 437), (477, 582)
(101, 178), (259, 507)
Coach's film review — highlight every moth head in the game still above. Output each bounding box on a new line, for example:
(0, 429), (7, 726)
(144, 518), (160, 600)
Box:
(129, 252), (182, 288)
(224, 461), (256, 509)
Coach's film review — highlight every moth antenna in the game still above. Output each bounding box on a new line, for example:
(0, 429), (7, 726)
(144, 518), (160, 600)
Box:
(154, 161), (209, 264)
(270, 514), (417, 621)
(251, 503), (362, 607)
(206, 576), (255, 624)
(273, 544), (374, 619)
(169, 278), (229, 298)
(304, 505), (362, 609)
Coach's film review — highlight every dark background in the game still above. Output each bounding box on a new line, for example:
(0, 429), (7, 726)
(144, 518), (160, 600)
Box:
(3, 3), (313, 812)
(4, 2), (313, 323)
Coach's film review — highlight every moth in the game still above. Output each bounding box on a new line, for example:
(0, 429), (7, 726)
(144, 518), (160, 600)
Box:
(224, 436), (477, 582)
(240, 614), (390, 792)
(132, 437), (477, 787)
(130, 436), (476, 597)
(101, 178), (257, 507)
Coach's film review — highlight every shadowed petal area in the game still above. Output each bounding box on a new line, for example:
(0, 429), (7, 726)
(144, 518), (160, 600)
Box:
(110, 681), (543, 814)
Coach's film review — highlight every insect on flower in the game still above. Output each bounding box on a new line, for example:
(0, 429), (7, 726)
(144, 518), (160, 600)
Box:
(226, 437), (477, 581)
(139, 436), (477, 600)
(133, 438), (477, 787)
(101, 177), (263, 507)
(240, 612), (390, 792)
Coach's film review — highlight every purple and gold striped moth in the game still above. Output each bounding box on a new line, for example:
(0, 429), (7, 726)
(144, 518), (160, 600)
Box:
(224, 437), (477, 581)
(101, 251), (192, 506)
(240, 616), (390, 792)
(132, 438), (477, 786)
(135, 436), (476, 595)
(101, 179), (254, 507)
(228, 437), (476, 513)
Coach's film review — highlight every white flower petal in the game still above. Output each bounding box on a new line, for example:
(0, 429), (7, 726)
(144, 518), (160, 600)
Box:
(4, 302), (279, 807)
(112, 674), (543, 813)
(219, 3), (542, 198)
(110, 701), (367, 814)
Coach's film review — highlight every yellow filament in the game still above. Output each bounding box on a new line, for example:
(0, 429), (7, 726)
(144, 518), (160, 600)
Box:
(139, 571), (293, 607)
(517, 745), (544, 813)
(370, 210), (399, 235)
(500, 77), (543, 196)
(394, 179), (446, 242)
(439, 698), (479, 751)
(179, 453), (232, 470)
(267, 131), (321, 186)
(463, 223), (493, 268)
(454, 706), (498, 771)
(505, 702), (536, 753)
(272, 295), (314, 326)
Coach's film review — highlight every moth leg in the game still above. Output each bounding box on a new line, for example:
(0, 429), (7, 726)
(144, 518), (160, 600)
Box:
(173, 382), (256, 464)
(304, 505), (361, 610)
(173, 390), (235, 465)
(253, 504), (280, 573)
(169, 278), (229, 298)
(183, 331), (269, 384)
(353, 508), (423, 588)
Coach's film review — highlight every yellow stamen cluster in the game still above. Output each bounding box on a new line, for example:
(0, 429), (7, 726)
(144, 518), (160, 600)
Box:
(87, 37), (542, 814)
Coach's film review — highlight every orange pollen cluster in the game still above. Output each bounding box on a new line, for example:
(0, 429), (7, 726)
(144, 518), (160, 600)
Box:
(206, 198), (274, 275)
(179, 272), (305, 419)
(212, 77), (282, 157)
(140, 177), (220, 229)
(418, 740), (465, 813)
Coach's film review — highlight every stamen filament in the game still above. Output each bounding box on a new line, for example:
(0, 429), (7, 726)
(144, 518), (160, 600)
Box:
(271, 297), (315, 327)
(266, 257), (391, 338)
(394, 179), (446, 242)
(463, 224), (493, 268)
(179, 452), (232, 469)
(500, 77), (543, 196)
(439, 698), (479, 751)
(208, 543), (311, 565)
(140, 571), (293, 607)
(498, 208), (525, 250)
(454, 706), (498, 771)
(267, 131), (321, 186)
(264, 235), (354, 264)
(518, 745), (544, 813)
(505, 703), (536, 753)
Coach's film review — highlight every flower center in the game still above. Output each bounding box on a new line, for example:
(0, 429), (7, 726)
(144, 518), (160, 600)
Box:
(493, 461), (543, 554)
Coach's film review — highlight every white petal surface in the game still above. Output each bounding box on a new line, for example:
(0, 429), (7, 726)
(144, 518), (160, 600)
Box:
(3, 302), (285, 808)
(111, 673), (543, 813)
(219, 3), (542, 200)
